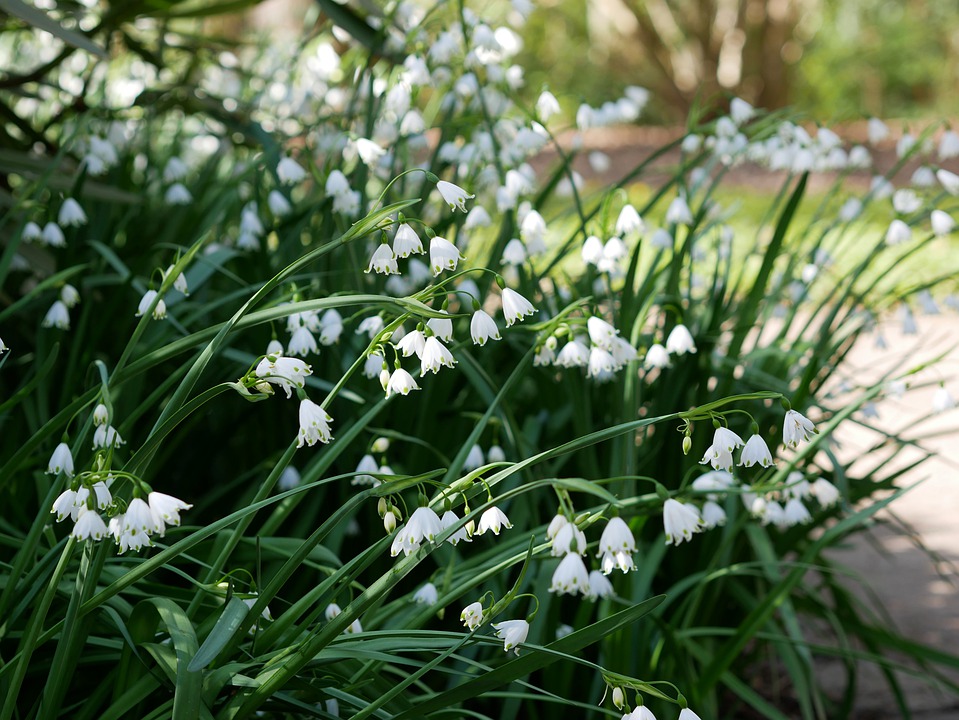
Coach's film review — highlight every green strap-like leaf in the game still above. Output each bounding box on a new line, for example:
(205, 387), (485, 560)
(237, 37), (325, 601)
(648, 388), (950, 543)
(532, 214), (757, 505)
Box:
(128, 597), (203, 719)
(188, 597), (249, 672)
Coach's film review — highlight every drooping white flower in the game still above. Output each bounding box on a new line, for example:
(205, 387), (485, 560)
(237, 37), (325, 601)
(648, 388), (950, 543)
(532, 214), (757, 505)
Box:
(278, 466), (301, 490)
(47, 442), (74, 476)
(892, 189), (922, 214)
(386, 367), (420, 397)
(551, 521), (587, 556)
(426, 312), (453, 342)
(536, 90), (561, 121)
(77, 482), (111, 510)
(429, 236), (464, 275)
(438, 509), (470, 545)
(700, 444), (733, 472)
(124, 497), (162, 535)
(470, 310), (501, 346)
(352, 138), (385, 166)
(644, 343), (670, 369)
(297, 399), (334, 447)
(933, 386), (956, 412)
(148, 492), (192, 527)
(729, 97), (754, 125)
(287, 326), (318, 357)
(783, 409), (816, 448)
(547, 513), (569, 539)
(404, 506), (443, 549)
(352, 454), (380, 486)
(463, 443), (485, 471)
(41, 222), (65, 247)
(581, 235), (604, 266)
(436, 180), (475, 212)
(582, 349), (613, 382)
(72, 507), (108, 541)
(163, 156), (188, 183)
(268, 190), (292, 217)
(550, 552), (590, 595)
(554, 339), (591, 370)
(51, 489), (79, 522)
(42, 300), (71, 330)
(739, 434), (774, 468)
(885, 219), (912, 245)
(92, 424), (124, 449)
(475, 506), (512, 536)
(711, 427), (744, 453)
(356, 316), (384, 339)
(586, 570), (614, 600)
(460, 601), (484, 630)
(937, 168), (959, 195)
(701, 500), (727, 529)
(679, 708), (704, 720)
(501, 238), (527, 266)
(58, 198), (87, 227)
(501, 288), (535, 326)
(21, 221), (42, 242)
(610, 336), (638, 367)
(534, 337), (558, 366)
(420, 336), (456, 376)
(597, 517), (635, 557)
(366, 244), (399, 275)
(397, 329), (426, 359)
(413, 582), (439, 606)
(663, 498), (704, 546)
(665, 196), (693, 225)
(811, 477), (841, 507)
(931, 209), (955, 236)
(761, 500), (787, 528)
(492, 619), (529, 654)
(165, 183), (193, 205)
(615, 204), (645, 236)
(392, 223), (423, 257)
(255, 355), (312, 398)
(586, 316), (618, 349)
(599, 549), (635, 574)
(277, 156), (307, 185)
(136, 290), (167, 320)
(665, 325), (697, 355)
(784, 497), (812, 525)
(867, 118), (889, 145)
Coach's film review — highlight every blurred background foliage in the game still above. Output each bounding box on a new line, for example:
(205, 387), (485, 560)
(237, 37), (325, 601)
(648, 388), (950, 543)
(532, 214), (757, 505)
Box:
(4, 0), (959, 156)
(521, 0), (959, 122)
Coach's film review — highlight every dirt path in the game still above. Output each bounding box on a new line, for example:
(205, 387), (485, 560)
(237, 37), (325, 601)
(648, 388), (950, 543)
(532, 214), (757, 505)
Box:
(818, 314), (959, 718)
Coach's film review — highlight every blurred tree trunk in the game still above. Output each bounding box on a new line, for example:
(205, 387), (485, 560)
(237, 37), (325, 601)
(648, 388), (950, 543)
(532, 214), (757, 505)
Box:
(609, 0), (812, 115)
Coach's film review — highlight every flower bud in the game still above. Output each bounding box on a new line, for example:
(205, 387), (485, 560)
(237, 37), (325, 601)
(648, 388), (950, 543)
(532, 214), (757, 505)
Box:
(384, 512), (397, 534)
(682, 435), (692, 455)
(371, 437), (391, 454)
(612, 687), (626, 710)
(377, 497), (388, 518)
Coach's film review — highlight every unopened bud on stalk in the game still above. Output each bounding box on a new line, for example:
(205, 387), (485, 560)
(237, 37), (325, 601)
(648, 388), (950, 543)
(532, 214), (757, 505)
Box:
(612, 687), (626, 710)
(682, 435), (692, 455)
(384, 512), (397, 534)
(377, 497), (388, 518)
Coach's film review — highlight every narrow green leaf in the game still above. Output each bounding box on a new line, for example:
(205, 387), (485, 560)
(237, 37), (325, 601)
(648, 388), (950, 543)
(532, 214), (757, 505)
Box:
(188, 597), (249, 672)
